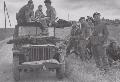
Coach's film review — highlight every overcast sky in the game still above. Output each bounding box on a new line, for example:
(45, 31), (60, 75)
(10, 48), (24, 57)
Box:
(0, 0), (120, 28)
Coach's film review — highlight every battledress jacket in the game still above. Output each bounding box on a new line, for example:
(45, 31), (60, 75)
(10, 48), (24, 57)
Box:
(90, 21), (109, 46)
(16, 5), (34, 24)
(46, 6), (56, 24)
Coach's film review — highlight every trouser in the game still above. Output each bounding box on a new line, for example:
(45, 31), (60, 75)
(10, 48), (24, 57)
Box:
(40, 19), (48, 28)
(66, 39), (77, 55)
(77, 40), (87, 61)
(86, 41), (93, 56)
(92, 45), (109, 70)
(108, 56), (114, 66)
(38, 19), (48, 34)
(66, 39), (87, 60)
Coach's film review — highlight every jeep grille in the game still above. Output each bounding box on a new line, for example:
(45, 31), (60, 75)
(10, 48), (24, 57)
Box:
(25, 45), (56, 62)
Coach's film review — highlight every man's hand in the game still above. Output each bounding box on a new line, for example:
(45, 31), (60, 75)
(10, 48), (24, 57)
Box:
(86, 37), (89, 40)
(41, 17), (50, 20)
(49, 23), (52, 26)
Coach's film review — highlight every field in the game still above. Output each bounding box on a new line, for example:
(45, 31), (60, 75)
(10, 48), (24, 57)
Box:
(0, 28), (14, 41)
(108, 25), (120, 43)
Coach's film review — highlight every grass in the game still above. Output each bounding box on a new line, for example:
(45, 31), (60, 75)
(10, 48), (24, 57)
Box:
(65, 55), (120, 82)
(55, 25), (120, 82)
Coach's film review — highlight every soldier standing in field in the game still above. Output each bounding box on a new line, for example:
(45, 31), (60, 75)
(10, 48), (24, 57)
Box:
(90, 12), (109, 72)
(44, 0), (56, 26)
(78, 17), (90, 61)
(86, 17), (94, 58)
(66, 21), (81, 57)
(86, 17), (94, 36)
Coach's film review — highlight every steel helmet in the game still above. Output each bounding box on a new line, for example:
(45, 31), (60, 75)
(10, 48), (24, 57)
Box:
(44, 0), (51, 3)
(93, 12), (101, 17)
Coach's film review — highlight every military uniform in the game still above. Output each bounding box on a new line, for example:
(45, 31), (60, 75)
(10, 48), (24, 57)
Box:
(16, 3), (34, 25)
(66, 24), (80, 56)
(46, 6), (56, 25)
(35, 9), (45, 21)
(90, 21), (109, 70)
(35, 8), (48, 31)
(87, 22), (94, 36)
(78, 22), (89, 61)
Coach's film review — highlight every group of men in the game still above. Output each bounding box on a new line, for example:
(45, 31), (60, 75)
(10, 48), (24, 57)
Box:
(66, 12), (110, 72)
(16, 0), (56, 34)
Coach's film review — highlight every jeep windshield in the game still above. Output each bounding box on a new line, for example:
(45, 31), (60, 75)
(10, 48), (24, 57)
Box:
(18, 26), (42, 37)
(18, 26), (55, 37)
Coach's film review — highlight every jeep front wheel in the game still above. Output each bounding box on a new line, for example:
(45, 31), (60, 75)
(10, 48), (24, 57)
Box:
(56, 64), (65, 79)
(13, 54), (20, 81)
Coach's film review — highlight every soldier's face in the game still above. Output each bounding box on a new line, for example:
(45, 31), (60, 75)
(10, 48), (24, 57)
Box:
(45, 3), (51, 8)
(30, 4), (34, 10)
(94, 15), (100, 22)
(88, 19), (92, 23)
(80, 19), (85, 23)
(38, 6), (42, 11)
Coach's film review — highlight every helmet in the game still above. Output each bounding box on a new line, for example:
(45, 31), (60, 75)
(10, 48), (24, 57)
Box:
(28, 0), (33, 4)
(79, 17), (85, 21)
(38, 5), (42, 8)
(44, 0), (51, 3)
(87, 16), (91, 19)
(93, 12), (100, 17)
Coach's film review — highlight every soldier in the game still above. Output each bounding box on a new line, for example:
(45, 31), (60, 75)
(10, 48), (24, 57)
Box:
(35, 5), (48, 32)
(27, 3), (35, 22)
(86, 17), (94, 36)
(44, 0), (56, 26)
(78, 17), (90, 61)
(16, 0), (34, 25)
(86, 17), (94, 59)
(90, 12), (109, 72)
(35, 5), (45, 21)
(79, 17), (90, 39)
(66, 21), (81, 57)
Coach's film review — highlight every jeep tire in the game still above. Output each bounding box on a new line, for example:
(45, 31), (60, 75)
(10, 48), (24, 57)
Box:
(56, 64), (64, 79)
(13, 54), (20, 82)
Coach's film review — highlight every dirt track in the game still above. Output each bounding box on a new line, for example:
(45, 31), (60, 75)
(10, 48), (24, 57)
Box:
(0, 38), (72, 82)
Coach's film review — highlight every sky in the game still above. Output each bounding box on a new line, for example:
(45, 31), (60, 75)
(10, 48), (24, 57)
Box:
(0, 0), (120, 28)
